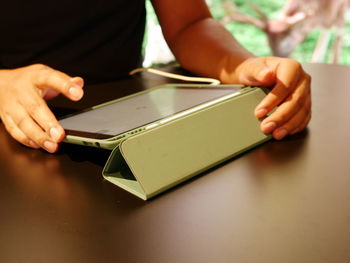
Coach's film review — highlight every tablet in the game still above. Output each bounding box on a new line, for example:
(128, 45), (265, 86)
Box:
(59, 84), (245, 149)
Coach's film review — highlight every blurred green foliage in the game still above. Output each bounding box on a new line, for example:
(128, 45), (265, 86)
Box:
(210, 0), (350, 64)
(145, 0), (350, 65)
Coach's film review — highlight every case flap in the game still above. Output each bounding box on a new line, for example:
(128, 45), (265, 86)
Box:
(103, 87), (270, 200)
(103, 146), (147, 199)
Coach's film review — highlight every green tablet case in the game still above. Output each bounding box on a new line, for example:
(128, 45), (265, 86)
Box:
(102, 87), (271, 200)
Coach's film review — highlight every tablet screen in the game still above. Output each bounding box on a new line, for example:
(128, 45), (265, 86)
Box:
(59, 85), (242, 139)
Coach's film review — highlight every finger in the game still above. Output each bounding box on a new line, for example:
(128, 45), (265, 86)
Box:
(260, 74), (311, 133)
(0, 112), (40, 149)
(290, 112), (312, 135)
(42, 89), (60, 100)
(255, 59), (304, 118)
(41, 76), (84, 100)
(19, 88), (65, 143)
(8, 105), (59, 153)
(237, 57), (276, 87)
(31, 64), (84, 101)
(70, 76), (84, 88)
(271, 98), (311, 140)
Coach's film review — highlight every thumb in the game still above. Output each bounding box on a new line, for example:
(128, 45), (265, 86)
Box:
(255, 67), (276, 86)
(237, 58), (276, 87)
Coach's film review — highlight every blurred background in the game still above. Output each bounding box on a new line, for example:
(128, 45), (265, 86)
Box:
(144, 0), (350, 67)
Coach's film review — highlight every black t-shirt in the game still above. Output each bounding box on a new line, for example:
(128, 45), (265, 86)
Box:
(0, 0), (146, 84)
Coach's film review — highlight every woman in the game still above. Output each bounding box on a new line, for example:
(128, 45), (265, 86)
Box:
(0, 0), (311, 153)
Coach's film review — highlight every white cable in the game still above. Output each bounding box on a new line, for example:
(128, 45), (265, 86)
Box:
(129, 67), (221, 85)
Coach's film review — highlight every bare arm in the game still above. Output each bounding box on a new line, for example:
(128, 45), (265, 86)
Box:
(152, 0), (311, 140)
(152, 0), (253, 83)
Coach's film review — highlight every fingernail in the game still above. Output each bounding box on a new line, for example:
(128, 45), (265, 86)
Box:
(256, 108), (268, 118)
(29, 140), (39, 148)
(50, 127), (61, 142)
(262, 122), (277, 133)
(274, 128), (288, 140)
(44, 141), (57, 153)
(259, 68), (271, 80)
(69, 87), (83, 100)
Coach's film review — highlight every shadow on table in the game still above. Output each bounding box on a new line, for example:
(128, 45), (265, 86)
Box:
(58, 143), (111, 167)
(248, 128), (310, 171)
(58, 142), (146, 207)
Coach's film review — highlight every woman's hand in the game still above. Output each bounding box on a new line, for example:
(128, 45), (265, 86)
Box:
(0, 64), (84, 152)
(235, 56), (311, 140)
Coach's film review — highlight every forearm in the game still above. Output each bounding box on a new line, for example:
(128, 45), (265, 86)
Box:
(168, 17), (254, 84)
(153, 0), (311, 139)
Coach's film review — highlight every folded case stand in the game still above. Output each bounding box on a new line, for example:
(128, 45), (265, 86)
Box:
(102, 87), (271, 200)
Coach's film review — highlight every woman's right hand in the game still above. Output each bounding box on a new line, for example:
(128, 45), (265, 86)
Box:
(0, 64), (84, 153)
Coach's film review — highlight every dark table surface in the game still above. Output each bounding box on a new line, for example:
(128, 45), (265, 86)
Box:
(1, 63), (349, 263)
